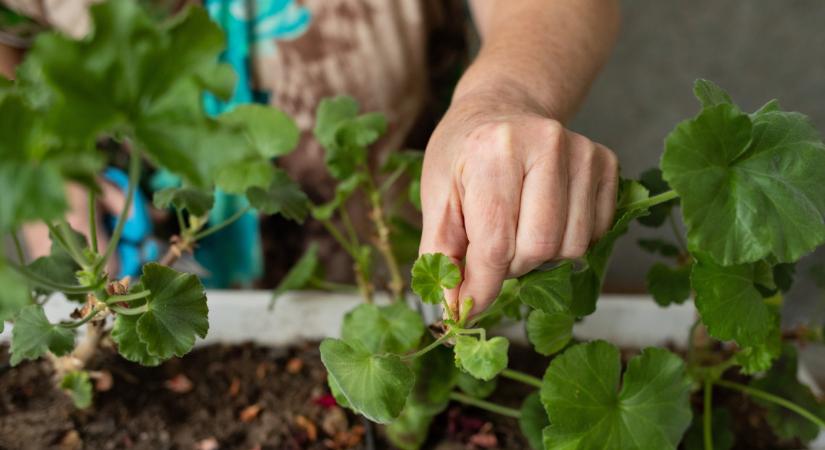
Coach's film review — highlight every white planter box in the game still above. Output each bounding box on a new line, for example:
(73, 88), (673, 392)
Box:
(2, 291), (823, 448)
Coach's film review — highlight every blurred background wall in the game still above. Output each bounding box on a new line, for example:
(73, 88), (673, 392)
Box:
(569, 0), (825, 326)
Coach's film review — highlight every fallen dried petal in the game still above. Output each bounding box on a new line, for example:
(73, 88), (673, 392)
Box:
(91, 370), (113, 392)
(295, 415), (318, 442)
(164, 374), (193, 394)
(239, 404), (262, 422)
(286, 357), (304, 374)
(321, 406), (348, 436)
(195, 437), (219, 450)
(228, 377), (241, 397)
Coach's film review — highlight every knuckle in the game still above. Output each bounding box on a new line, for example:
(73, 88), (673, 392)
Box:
(540, 119), (565, 143)
(559, 240), (590, 259)
(600, 146), (619, 173)
(519, 239), (561, 266)
(479, 237), (516, 266)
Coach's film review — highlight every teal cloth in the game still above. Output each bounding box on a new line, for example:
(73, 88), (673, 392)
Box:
(195, 0), (311, 287)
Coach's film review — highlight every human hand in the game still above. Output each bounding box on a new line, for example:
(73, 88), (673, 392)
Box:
(419, 96), (619, 317)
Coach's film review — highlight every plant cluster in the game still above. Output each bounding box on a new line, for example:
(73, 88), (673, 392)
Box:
(0, 0), (310, 406)
(2, 1), (825, 449)
(317, 80), (825, 449)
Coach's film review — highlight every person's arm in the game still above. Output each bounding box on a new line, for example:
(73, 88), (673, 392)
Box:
(419, 0), (621, 317)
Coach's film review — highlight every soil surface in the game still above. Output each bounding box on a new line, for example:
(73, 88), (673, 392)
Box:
(0, 342), (806, 450)
(0, 342), (530, 450)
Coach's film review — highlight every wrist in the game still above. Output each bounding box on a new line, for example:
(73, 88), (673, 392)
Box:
(451, 63), (564, 123)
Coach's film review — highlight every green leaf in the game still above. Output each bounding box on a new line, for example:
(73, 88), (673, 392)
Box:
(693, 79), (733, 108)
(571, 207), (649, 317)
(0, 264), (30, 326)
(751, 345), (825, 443)
(682, 407), (734, 450)
(735, 323), (781, 375)
(519, 393), (550, 450)
(319, 338), (414, 424)
(386, 400), (436, 450)
(313, 96), (387, 179)
(411, 253), (461, 305)
(26, 226), (88, 302)
(111, 305), (162, 366)
(691, 257), (777, 346)
(0, 161), (67, 232)
(246, 170), (309, 222)
(10, 304), (75, 366)
(637, 238), (681, 258)
(214, 157), (274, 194)
(453, 335), (509, 381)
(646, 262), (692, 306)
(661, 98), (825, 266)
(271, 243), (319, 304)
(135, 263), (208, 359)
(314, 96), (359, 150)
(457, 372), (497, 399)
(541, 341), (692, 449)
(617, 179), (650, 209)
(153, 186), (214, 217)
(218, 104), (299, 158)
(388, 344), (458, 450)
(527, 309), (574, 356)
(341, 303), (425, 354)
(60, 371), (93, 409)
(637, 169), (677, 228)
(517, 262), (572, 313)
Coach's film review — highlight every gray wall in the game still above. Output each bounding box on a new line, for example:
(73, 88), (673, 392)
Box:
(574, 1), (825, 318)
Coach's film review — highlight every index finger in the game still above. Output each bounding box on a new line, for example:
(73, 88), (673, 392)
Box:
(457, 156), (522, 317)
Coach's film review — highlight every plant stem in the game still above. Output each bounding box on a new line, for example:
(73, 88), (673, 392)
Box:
(456, 327), (487, 341)
(9, 263), (94, 294)
(715, 379), (825, 430)
(101, 145), (141, 269)
(687, 319), (701, 367)
(703, 379), (714, 450)
(175, 207), (186, 233)
(449, 392), (521, 419)
(501, 368), (543, 389)
(668, 211), (688, 254)
(379, 165), (406, 194)
(11, 231), (34, 303)
(339, 207), (360, 248)
(89, 190), (99, 253)
(622, 189), (679, 211)
(403, 333), (454, 360)
(319, 219), (357, 256)
(191, 205), (251, 241)
(59, 307), (102, 329)
(364, 170), (404, 302)
(105, 290), (151, 305)
(317, 217), (372, 303)
(11, 230), (26, 264)
(110, 304), (148, 316)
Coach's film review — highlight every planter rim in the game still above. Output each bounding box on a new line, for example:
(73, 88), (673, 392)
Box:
(2, 290), (823, 448)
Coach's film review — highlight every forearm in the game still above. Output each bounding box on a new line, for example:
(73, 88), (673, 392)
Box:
(458, 0), (620, 122)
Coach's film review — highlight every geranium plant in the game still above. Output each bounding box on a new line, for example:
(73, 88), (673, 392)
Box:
(0, 0), (309, 407)
(317, 80), (825, 449)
